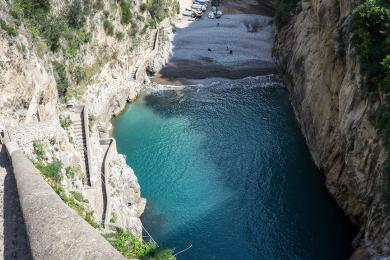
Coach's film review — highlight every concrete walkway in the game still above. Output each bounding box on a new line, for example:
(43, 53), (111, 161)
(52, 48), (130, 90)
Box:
(0, 145), (31, 259)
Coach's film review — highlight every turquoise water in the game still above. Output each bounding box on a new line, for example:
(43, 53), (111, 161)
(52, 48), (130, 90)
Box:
(113, 77), (356, 259)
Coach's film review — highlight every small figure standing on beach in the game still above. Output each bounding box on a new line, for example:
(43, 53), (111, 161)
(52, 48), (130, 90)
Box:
(230, 50), (233, 55)
(217, 22), (220, 27)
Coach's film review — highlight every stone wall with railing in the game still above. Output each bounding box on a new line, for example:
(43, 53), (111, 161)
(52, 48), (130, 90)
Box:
(3, 140), (125, 259)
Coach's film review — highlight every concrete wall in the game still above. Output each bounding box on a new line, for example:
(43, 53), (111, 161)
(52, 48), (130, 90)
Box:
(4, 141), (125, 260)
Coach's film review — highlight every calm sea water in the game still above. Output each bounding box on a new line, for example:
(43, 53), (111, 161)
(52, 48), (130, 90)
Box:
(112, 77), (356, 260)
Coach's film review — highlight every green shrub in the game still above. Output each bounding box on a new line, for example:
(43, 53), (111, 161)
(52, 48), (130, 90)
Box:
(88, 113), (96, 133)
(12, 0), (90, 56)
(53, 62), (69, 98)
(15, 0), (51, 16)
(103, 228), (176, 259)
(275, 0), (298, 29)
(34, 161), (98, 228)
(64, 28), (91, 57)
(94, 0), (104, 10)
(10, 6), (22, 19)
(49, 137), (56, 145)
(35, 160), (62, 183)
(84, 0), (94, 15)
(103, 19), (114, 36)
(73, 66), (86, 84)
(120, 0), (132, 24)
(71, 191), (89, 203)
(140, 3), (147, 12)
(115, 31), (125, 40)
(136, 14), (145, 22)
(352, 0), (390, 179)
(110, 212), (118, 223)
(40, 15), (67, 51)
(352, 0), (390, 142)
(352, 0), (390, 93)
(65, 166), (76, 179)
(0, 19), (17, 36)
(60, 115), (72, 129)
(67, 0), (85, 28)
(32, 139), (45, 160)
(63, 191), (98, 227)
(147, 0), (167, 24)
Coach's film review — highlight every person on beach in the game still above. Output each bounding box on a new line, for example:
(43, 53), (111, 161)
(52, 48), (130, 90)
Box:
(230, 50), (233, 55)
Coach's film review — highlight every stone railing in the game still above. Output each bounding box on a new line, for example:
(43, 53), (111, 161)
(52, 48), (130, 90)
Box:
(152, 29), (159, 51)
(82, 105), (94, 187)
(101, 138), (116, 227)
(3, 140), (125, 259)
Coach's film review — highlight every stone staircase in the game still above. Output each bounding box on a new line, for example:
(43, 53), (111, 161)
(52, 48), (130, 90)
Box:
(130, 65), (139, 80)
(70, 110), (91, 186)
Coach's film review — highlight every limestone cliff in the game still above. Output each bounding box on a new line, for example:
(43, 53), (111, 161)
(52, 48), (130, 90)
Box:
(274, 0), (390, 257)
(0, 0), (176, 239)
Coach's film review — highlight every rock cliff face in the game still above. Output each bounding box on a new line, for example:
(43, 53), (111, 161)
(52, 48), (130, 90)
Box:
(274, 0), (390, 257)
(0, 0), (175, 238)
(0, 28), (58, 128)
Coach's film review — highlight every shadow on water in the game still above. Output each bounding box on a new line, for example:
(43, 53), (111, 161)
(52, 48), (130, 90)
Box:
(115, 0), (357, 257)
(115, 84), (357, 259)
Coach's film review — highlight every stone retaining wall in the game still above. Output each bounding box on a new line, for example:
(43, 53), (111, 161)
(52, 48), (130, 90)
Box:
(4, 141), (125, 259)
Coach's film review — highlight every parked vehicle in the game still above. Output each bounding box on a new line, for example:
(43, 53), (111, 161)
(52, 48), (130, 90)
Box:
(192, 3), (203, 9)
(194, 1), (207, 6)
(215, 10), (223, 18)
(194, 9), (203, 18)
(182, 9), (194, 16)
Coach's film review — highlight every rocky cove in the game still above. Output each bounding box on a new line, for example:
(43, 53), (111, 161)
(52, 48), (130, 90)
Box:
(0, 0), (389, 259)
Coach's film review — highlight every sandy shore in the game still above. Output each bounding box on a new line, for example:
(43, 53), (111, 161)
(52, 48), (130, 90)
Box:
(151, 1), (276, 85)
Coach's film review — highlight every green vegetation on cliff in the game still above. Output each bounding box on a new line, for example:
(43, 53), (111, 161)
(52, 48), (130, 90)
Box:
(352, 0), (390, 171)
(103, 228), (176, 260)
(275, 0), (298, 29)
(1, 0), (177, 101)
(0, 18), (17, 36)
(34, 159), (98, 228)
(31, 139), (98, 227)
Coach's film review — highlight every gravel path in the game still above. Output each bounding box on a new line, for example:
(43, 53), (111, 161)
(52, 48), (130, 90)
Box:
(0, 145), (31, 259)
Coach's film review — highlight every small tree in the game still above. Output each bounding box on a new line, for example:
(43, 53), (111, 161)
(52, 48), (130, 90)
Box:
(53, 62), (69, 98)
(67, 0), (85, 28)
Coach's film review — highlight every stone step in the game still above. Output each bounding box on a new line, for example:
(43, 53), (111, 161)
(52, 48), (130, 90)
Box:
(68, 111), (91, 186)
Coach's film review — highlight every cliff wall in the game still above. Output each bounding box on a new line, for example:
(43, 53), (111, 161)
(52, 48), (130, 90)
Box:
(274, 0), (390, 257)
(0, 0), (175, 243)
